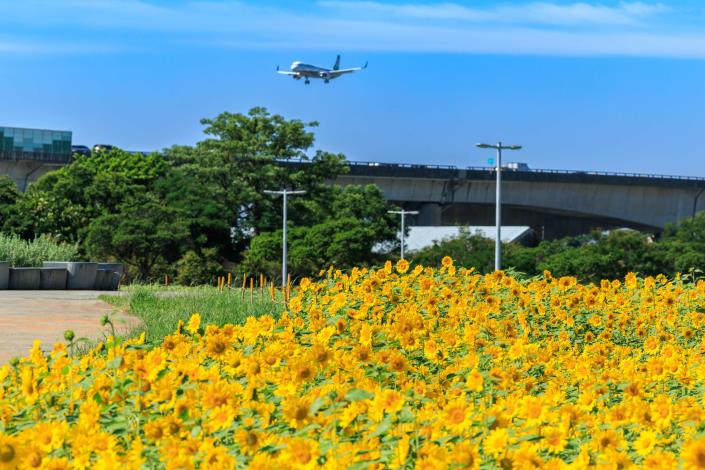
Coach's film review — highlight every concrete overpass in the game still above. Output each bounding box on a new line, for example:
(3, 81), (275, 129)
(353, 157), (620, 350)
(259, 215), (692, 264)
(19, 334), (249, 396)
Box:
(4, 147), (705, 240)
(327, 162), (705, 240)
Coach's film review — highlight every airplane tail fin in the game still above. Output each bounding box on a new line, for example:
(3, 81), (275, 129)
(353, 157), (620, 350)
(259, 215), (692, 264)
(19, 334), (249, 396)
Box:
(333, 54), (341, 71)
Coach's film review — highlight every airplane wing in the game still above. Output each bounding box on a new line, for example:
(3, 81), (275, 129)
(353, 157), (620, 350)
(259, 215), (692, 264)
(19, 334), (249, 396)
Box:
(276, 65), (298, 76)
(327, 62), (368, 77)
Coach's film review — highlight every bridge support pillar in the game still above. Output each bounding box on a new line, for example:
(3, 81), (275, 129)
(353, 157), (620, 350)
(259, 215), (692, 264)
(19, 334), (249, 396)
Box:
(0, 161), (61, 191)
(417, 203), (442, 226)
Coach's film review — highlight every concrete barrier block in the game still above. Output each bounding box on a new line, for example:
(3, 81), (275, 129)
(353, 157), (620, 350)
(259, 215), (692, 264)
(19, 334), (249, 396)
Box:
(94, 269), (110, 290)
(0, 262), (8, 289)
(43, 262), (97, 289)
(9, 268), (41, 290)
(40, 267), (67, 290)
(97, 263), (124, 277)
(108, 272), (121, 291)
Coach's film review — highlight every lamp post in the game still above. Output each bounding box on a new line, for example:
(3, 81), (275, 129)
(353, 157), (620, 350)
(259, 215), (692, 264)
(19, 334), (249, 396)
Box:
(475, 142), (522, 271)
(264, 189), (306, 287)
(388, 210), (419, 259)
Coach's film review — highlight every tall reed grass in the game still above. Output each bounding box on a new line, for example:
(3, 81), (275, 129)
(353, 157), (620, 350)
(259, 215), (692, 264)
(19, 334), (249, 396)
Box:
(0, 234), (79, 267)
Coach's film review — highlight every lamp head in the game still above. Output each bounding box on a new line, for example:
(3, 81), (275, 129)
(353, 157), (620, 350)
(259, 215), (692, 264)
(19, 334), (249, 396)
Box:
(476, 143), (492, 149)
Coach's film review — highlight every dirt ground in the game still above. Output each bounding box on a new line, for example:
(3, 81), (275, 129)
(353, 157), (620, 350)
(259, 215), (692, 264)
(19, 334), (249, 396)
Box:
(0, 290), (137, 364)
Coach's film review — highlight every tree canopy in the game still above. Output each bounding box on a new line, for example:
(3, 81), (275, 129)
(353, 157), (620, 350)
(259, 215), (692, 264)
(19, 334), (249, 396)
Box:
(1, 108), (395, 281)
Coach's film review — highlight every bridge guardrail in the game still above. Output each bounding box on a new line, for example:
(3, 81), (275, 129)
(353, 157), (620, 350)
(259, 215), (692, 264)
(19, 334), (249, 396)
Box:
(0, 151), (73, 164)
(344, 161), (705, 183)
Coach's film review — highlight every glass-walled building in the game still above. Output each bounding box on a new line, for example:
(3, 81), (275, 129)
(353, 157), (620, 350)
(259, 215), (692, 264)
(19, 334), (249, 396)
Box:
(0, 126), (72, 163)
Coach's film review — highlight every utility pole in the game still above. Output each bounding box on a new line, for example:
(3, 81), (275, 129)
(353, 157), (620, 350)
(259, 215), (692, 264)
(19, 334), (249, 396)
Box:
(475, 142), (522, 271)
(264, 189), (306, 287)
(388, 210), (419, 259)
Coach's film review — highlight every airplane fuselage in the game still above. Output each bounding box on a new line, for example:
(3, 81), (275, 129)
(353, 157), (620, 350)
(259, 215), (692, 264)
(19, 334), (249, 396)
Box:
(289, 62), (339, 80)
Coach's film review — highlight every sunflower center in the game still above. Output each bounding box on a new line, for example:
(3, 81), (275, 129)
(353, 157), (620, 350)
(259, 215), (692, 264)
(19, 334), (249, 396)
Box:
(298, 367), (313, 380)
(696, 450), (705, 468)
(316, 351), (330, 363)
(168, 422), (180, 434)
(28, 452), (42, 468)
(295, 405), (309, 421)
(246, 431), (258, 447)
(296, 448), (312, 464)
(213, 396), (227, 407)
(0, 444), (15, 463)
(449, 408), (465, 424)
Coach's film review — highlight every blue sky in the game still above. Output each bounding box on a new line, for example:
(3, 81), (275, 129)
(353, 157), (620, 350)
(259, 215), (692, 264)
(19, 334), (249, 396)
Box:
(0, 0), (704, 175)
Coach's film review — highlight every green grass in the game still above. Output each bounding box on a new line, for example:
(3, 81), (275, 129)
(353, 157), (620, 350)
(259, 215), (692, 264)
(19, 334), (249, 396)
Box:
(101, 285), (285, 344)
(0, 234), (79, 267)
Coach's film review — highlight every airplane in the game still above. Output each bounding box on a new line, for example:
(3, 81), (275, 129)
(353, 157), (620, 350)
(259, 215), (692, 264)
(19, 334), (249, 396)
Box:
(276, 55), (367, 84)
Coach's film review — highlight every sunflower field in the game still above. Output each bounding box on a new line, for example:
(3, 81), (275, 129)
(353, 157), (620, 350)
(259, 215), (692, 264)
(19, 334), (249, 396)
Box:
(3, 258), (705, 469)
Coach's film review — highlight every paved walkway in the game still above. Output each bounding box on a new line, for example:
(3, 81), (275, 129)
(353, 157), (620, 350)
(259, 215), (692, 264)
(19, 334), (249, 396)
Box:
(0, 291), (137, 364)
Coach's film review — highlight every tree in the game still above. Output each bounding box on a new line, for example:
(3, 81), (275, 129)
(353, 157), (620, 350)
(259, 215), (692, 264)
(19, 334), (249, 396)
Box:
(241, 185), (398, 280)
(10, 150), (168, 245)
(174, 248), (224, 286)
(537, 230), (662, 282)
(411, 228), (497, 273)
(0, 175), (20, 232)
(84, 193), (189, 280)
(659, 213), (705, 274)
(153, 168), (231, 253)
(172, 108), (347, 257)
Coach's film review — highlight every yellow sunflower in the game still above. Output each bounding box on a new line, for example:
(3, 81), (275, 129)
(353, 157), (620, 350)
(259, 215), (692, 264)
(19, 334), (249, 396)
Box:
(0, 434), (23, 470)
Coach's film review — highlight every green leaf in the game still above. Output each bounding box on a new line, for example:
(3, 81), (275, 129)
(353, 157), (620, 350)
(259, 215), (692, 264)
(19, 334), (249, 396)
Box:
(345, 388), (374, 402)
(310, 397), (325, 415)
(106, 356), (123, 369)
(398, 407), (415, 423)
(369, 417), (392, 438)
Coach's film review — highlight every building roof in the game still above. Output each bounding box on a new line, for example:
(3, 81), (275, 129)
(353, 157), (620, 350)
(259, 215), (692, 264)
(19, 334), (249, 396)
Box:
(406, 226), (534, 252)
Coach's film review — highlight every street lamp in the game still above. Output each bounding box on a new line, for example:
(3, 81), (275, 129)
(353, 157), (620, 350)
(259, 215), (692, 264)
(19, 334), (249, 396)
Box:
(388, 209), (419, 260)
(475, 142), (522, 271)
(264, 189), (306, 287)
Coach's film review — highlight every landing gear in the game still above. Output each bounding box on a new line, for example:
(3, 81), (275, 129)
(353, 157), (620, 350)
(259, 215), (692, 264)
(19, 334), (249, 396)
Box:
(304, 78), (310, 85)
(324, 79), (330, 84)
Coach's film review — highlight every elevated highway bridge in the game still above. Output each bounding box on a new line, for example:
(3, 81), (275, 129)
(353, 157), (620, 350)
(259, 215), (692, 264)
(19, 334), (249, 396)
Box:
(4, 148), (705, 240)
(327, 161), (705, 240)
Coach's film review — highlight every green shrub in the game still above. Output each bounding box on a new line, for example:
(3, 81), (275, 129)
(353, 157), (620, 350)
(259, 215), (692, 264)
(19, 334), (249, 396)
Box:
(0, 234), (80, 267)
(175, 248), (224, 286)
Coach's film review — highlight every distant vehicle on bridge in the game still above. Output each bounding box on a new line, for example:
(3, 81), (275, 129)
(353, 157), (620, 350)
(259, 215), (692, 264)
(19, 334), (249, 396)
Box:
(71, 145), (90, 156)
(92, 144), (115, 153)
(277, 55), (367, 85)
(504, 162), (531, 171)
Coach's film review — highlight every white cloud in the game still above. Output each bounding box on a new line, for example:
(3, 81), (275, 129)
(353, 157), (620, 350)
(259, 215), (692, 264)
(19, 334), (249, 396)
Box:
(318, 1), (670, 26)
(0, 1), (702, 59)
(0, 35), (125, 54)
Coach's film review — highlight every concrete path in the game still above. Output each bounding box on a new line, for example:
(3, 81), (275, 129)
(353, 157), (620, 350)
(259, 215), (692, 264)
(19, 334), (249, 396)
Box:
(0, 291), (137, 364)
